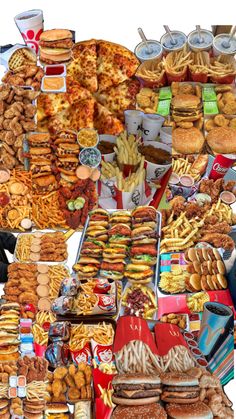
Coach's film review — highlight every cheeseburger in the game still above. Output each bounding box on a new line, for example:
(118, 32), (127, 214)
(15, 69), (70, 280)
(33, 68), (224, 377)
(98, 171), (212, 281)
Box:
(161, 372), (200, 404)
(112, 373), (162, 405)
(39, 29), (73, 64)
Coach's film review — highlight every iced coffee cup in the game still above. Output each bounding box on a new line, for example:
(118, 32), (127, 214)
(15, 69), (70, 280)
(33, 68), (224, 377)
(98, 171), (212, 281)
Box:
(14, 9), (44, 54)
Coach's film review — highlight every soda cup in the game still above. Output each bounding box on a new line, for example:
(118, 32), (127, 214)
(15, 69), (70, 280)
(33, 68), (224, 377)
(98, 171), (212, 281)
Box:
(14, 9), (44, 54)
(208, 154), (236, 180)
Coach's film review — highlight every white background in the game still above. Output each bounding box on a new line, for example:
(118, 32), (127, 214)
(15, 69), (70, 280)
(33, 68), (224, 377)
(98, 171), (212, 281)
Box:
(0, 0), (235, 407)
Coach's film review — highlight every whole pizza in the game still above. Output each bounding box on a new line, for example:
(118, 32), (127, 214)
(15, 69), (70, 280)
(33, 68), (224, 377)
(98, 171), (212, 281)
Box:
(37, 39), (140, 134)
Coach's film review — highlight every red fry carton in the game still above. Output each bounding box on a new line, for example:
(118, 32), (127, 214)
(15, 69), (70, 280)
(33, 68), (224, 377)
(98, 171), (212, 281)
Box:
(34, 342), (47, 357)
(113, 315), (158, 354)
(93, 369), (116, 398)
(90, 294), (116, 315)
(158, 295), (189, 318)
(154, 323), (188, 356)
(71, 342), (92, 366)
(95, 398), (113, 419)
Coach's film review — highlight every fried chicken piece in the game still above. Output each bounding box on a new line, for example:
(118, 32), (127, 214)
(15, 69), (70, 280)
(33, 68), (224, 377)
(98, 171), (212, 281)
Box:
(68, 386), (80, 401)
(200, 233), (234, 251)
(54, 366), (68, 380)
(74, 371), (86, 389)
(68, 364), (77, 377)
(185, 202), (208, 219)
(51, 393), (67, 403)
(65, 373), (75, 387)
(199, 178), (223, 203)
(52, 379), (63, 398)
(223, 180), (236, 193)
(202, 221), (231, 235)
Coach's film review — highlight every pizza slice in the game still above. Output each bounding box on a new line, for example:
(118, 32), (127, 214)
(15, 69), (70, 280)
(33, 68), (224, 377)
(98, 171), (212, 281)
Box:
(96, 40), (139, 92)
(95, 79), (140, 120)
(93, 103), (124, 135)
(69, 97), (95, 130)
(67, 40), (98, 92)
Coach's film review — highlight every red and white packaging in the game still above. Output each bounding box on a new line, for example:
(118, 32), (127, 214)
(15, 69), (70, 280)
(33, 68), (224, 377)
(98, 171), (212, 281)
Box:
(93, 369), (116, 398)
(114, 180), (152, 210)
(98, 176), (116, 199)
(154, 323), (188, 356)
(113, 315), (158, 355)
(208, 154), (236, 180)
(71, 342), (92, 366)
(81, 278), (112, 294)
(14, 10), (44, 53)
(91, 339), (115, 366)
(95, 398), (113, 419)
(89, 294), (116, 315)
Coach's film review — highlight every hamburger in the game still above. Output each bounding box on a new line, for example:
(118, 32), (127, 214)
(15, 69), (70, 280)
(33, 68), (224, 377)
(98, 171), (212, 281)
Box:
(206, 127), (236, 154)
(86, 225), (108, 242)
(125, 264), (153, 283)
(132, 206), (156, 225)
(112, 373), (162, 405)
(0, 302), (20, 313)
(130, 244), (157, 266)
(171, 94), (202, 122)
(110, 210), (131, 225)
(89, 209), (109, 227)
(103, 244), (127, 261)
(100, 260), (125, 280)
(0, 400), (10, 419)
(56, 142), (80, 156)
(73, 256), (100, 278)
(131, 226), (158, 244)
(161, 372), (200, 404)
(111, 404), (167, 419)
(81, 239), (105, 258)
(28, 133), (50, 147)
(32, 173), (58, 193)
(108, 224), (131, 245)
(172, 127), (205, 154)
(39, 29), (73, 64)
(166, 402), (213, 419)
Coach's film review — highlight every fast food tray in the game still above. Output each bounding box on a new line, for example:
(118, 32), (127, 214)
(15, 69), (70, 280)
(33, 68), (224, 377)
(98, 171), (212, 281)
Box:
(73, 208), (162, 289)
(13, 229), (68, 264)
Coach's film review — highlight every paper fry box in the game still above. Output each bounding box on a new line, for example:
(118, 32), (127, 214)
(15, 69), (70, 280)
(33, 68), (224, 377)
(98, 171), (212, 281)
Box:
(34, 342), (47, 357)
(91, 340), (115, 365)
(154, 323), (188, 356)
(158, 295), (190, 318)
(71, 342), (92, 366)
(113, 315), (158, 354)
(93, 369), (116, 397)
(95, 398), (113, 419)
(89, 294), (116, 315)
(98, 176), (116, 199)
(115, 180), (151, 210)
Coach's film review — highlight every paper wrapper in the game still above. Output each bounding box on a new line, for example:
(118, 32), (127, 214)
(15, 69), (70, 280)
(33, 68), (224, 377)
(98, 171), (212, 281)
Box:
(113, 315), (158, 354)
(87, 294), (116, 315)
(71, 342), (92, 366)
(170, 182), (199, 199)
(93, 369), (116, 397)
(91, 339), (115, 365)
(154, 323), (188, 356)
(114, 180), (151, 210)
(98, 176), (116, 199)
(34, 342), (47, 357)
(95, 398), (113, 419)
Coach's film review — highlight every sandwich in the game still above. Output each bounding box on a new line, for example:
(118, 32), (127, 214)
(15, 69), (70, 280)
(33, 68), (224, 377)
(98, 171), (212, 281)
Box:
(110, 210), (131, 225)
(81, 239), (105, 258)
(131, 226), (158, 244)
(86, 225), (108, 242)
(166, 402), (213, 419)
(125, 264), (153, 284)
(111, 404), (167, 419)
(103, 244), (127, 261)
(89, 209), (109, 226)
(0, 399), (10, 419)
(39, 29), (73, 64)
(171, 94), (202, 122)
(112, 373), (162, 405)
(172, 127), (205, 154)
(206, 126), (236, 154)
(132, 206), (156, 227)
(32, 173), (58, 193)
(28, 133), (50, 147)
(130, 244), (157, 266)
(56, 142), (80, 156)
(161, 372), (200, 404)
(73, 256), (100, 277)
(100, 260), (125, 280)
(108, 224), (131, 245)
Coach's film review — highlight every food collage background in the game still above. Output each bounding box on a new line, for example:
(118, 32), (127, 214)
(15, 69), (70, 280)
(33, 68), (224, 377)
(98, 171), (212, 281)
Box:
(0, 7), (236, 419)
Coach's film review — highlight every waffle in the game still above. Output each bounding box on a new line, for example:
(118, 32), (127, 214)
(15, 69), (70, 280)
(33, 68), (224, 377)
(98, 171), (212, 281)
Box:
(8, 48), (36, 70)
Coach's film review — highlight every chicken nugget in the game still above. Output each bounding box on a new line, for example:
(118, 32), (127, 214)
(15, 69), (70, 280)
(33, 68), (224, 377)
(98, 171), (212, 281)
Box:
(61, 380), (67, 393)
(84, 365), (92, 385)
(80, 385), (87, 399)
(229, 119), (236, 129)
(214, 114), (229, 127)
(65, 373), (75, 387)
(74, 371), (86, 389)
(47, 371), (54, 382)
(46, 383), (52, 393)
(223, 101), (236, 115)
(77, 362), (86, 372)
(68, 386), (80, 401)
(205, 119), (216, 132)
(52, 379), (63, 398)
(68, 363), (77, 377)
(54, 366), (68, 380)
(52, 393), (67, 403)
(86, 384), (92, 399)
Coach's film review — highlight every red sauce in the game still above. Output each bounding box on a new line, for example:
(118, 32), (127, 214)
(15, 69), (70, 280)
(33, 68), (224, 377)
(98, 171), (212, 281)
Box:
(197, 357), (208, 367)
(191, 347), (202, 356)
(45, 65), (65, 76)
(0, 192), (10, 207)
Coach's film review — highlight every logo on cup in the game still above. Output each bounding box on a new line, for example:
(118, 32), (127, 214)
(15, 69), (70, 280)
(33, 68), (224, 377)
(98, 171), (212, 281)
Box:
(22, 28), (43, 52)
(212, 162), (228, 173)
(154, 167), (165, 177)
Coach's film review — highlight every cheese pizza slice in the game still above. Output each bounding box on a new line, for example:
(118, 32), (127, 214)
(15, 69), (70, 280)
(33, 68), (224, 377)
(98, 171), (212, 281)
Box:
(96, 40), (139, 92)
(93, 103), (124, 135)
(69, 98), (95, 130)
(95, 79), (140, 120)
(67, 40), (98, 92)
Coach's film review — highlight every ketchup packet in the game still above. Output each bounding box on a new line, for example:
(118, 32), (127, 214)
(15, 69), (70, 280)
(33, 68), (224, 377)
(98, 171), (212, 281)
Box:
(113, 315), (158, 354)
(71, 342), (92, 366)
(95, 398), (113, 419)
(48, 322), (70, 342)
(154, 323), (188, 356)
(91, 339), (115, 366)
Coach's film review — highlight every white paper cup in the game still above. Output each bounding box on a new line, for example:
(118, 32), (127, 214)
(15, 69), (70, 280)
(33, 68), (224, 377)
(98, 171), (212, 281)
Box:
(142, 114), (165, 141)
(14, 9), (44, 54)
(124, 110), (143, 135)
(99, 134), (117, 163)
(160, 126), (172, 146)
(143, 141), (171, 181)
